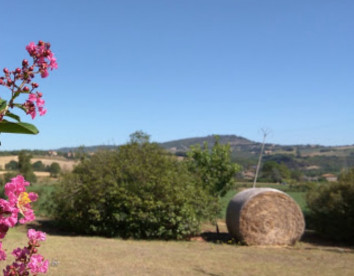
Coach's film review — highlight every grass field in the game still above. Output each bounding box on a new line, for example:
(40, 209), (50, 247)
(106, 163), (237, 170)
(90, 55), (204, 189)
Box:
(0, 222), (353, 276)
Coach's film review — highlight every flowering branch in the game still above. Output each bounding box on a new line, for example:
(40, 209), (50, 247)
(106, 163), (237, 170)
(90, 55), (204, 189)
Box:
(0, 41), (57, 134)
(0, 41), (57, 275)
(0, 176), (49, 275)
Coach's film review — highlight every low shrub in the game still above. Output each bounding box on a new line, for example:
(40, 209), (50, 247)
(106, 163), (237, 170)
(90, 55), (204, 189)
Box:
(50, 137), (215, 239)
(306, 168), (354, 243)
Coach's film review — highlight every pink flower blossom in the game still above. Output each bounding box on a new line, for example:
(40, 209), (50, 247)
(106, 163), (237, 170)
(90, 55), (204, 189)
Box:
(5, 175), (30, 204)
(25, 41), (58, 78)
(38, 106), (47, 116)
(0, 199), (18, 228)
(28, 93), (37, 102)
(40, 69), (49, 78)
(28, 254), (49, 274)
(3, 263), (26, 276)
(23, 99), (36, 119)
(27, 229), (46, 242)
(47, 52), (58, 70)
(25, 42), (36, 55)
(25, 93), (47, 119)
(4, 175), (38, 224)
(36, 97), (45, 107)
(12, 247), (29, 261)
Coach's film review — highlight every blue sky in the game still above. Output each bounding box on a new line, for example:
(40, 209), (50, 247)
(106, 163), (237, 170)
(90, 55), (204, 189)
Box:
(0, 0), (353, 150)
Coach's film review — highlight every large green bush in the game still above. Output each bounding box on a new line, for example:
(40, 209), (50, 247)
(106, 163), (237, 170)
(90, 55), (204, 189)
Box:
(306, 168), (354, 243)
(51, 135), (214, 239)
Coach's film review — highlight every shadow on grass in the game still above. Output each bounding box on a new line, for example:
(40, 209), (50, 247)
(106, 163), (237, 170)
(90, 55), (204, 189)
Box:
(24, 218), (79, 237)
(200, 231), (239, 245)
(300, 230), (354, 252)
(200, 230), (354, 252)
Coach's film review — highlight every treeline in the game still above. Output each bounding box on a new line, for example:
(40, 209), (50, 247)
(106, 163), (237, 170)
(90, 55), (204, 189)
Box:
(3, 151), (61, 183)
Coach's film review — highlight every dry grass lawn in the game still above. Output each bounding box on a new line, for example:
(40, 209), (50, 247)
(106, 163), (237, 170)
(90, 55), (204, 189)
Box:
(0, 222), (353, 276)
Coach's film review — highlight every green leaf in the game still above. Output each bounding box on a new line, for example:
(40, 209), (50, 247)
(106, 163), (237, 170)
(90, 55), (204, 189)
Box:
(0, 99), (7, 112)
(0, 121), (39, 134)
(4, 112), (21, 122)
(13, 104), (27, 113)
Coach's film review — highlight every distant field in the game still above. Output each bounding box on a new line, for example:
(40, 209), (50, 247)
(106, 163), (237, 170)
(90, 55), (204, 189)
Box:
(0, 155), (78, 172)
(31, 157), (78, 172)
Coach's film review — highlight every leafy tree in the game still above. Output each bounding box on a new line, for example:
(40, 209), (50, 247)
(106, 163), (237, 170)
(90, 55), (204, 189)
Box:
(49, 162), (61, 178)
(18, 151), (36, 183)
(187, 136), (241, 197)
(186, 136), (241, 231)
(51, 132), (214, 239)
(260, 161), (290, 183)
(32, 161), (46, 172)
(5, 160), (19, 171)
(129, 130), (150, 144)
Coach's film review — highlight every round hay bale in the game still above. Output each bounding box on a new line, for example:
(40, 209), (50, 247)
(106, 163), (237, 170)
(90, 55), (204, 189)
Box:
(226, 188), (305, 246)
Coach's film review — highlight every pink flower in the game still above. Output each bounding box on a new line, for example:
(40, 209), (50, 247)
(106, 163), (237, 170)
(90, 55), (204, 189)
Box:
(12, 247), (29, 261)
(36, 97), (45, 107)
(38, 106), (47, 116)
(25, 41), (58, 78)
(28, 93), (37, 102)
(27, 229), (46, 242)
(3, 263), (26, 276)
(40, 69), (49, 78)
(28, 254), (49, 274)
(47, 52), (58, 70)
(25, 93), (47, 118)
(25, 42), (36, 56)
(0, 199), (18, 228)
(4, 175), (38, 224)
(5, 175), (30, 204)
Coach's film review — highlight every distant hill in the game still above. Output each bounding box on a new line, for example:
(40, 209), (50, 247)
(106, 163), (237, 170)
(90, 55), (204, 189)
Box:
(2, 134), (350, 179)
(159, 135), (256, 153)
(159, 135), (354, 177)
(52, 135), (354, 176)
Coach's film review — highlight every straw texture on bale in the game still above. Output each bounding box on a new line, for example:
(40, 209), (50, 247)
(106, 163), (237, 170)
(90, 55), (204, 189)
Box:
(226, 188), (305, 246)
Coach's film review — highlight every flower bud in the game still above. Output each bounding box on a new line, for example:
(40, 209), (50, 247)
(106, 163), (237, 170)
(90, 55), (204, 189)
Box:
(32, 82), (39, 88)
(3, 68), (9, 74)
(0, 79), (3, 85)
(15, 68), (21, 74)
(22, 59), (29, 66)
(29, 66), (34, 71)
(37, 92), (43, 97)
(23, 86), (30, 92)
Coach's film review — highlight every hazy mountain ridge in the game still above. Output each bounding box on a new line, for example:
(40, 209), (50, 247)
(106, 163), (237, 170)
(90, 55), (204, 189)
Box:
(2, 134), (353, 177)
